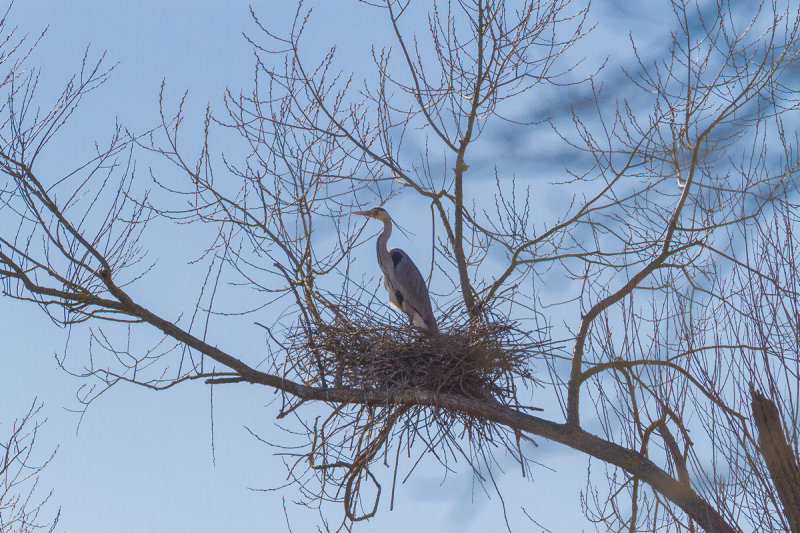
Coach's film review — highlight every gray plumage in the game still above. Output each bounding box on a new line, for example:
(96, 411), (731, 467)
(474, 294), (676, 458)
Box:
(351, 207), (438, 332)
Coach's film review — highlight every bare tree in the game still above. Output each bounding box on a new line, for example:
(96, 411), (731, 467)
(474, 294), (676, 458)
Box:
(2, 0), (800, 531)
(0, 401), (58, 533)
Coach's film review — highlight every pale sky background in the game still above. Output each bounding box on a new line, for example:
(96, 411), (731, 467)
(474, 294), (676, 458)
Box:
(0, 2), (671, 532)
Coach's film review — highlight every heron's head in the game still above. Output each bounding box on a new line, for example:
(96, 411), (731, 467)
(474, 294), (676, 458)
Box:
(351, 206), (390, 222)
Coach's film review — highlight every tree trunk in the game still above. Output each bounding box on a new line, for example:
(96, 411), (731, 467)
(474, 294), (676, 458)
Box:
(750, 385), (800, 533)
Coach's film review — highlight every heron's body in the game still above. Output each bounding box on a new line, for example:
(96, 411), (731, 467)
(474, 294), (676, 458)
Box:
(353, 207), (438, 332)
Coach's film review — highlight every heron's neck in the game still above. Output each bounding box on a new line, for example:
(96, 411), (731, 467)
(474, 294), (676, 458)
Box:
(376, 217), (392, 262)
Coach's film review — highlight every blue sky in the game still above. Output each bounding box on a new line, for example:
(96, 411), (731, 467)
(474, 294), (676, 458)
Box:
(0, 2), (674, 532)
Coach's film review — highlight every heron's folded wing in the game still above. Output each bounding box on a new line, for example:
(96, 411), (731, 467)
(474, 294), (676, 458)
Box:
(388, 248), (437, 331)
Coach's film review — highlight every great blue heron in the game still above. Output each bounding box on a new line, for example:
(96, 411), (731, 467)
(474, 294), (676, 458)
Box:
(351, 207), (438, 332)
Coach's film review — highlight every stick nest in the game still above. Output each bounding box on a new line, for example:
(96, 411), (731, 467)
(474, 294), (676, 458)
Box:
(277, 309), (544, 525)
(299, 314), (537, 403)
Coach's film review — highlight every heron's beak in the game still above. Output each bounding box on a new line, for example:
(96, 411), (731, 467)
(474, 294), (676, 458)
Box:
(350, 210), (369, 216)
